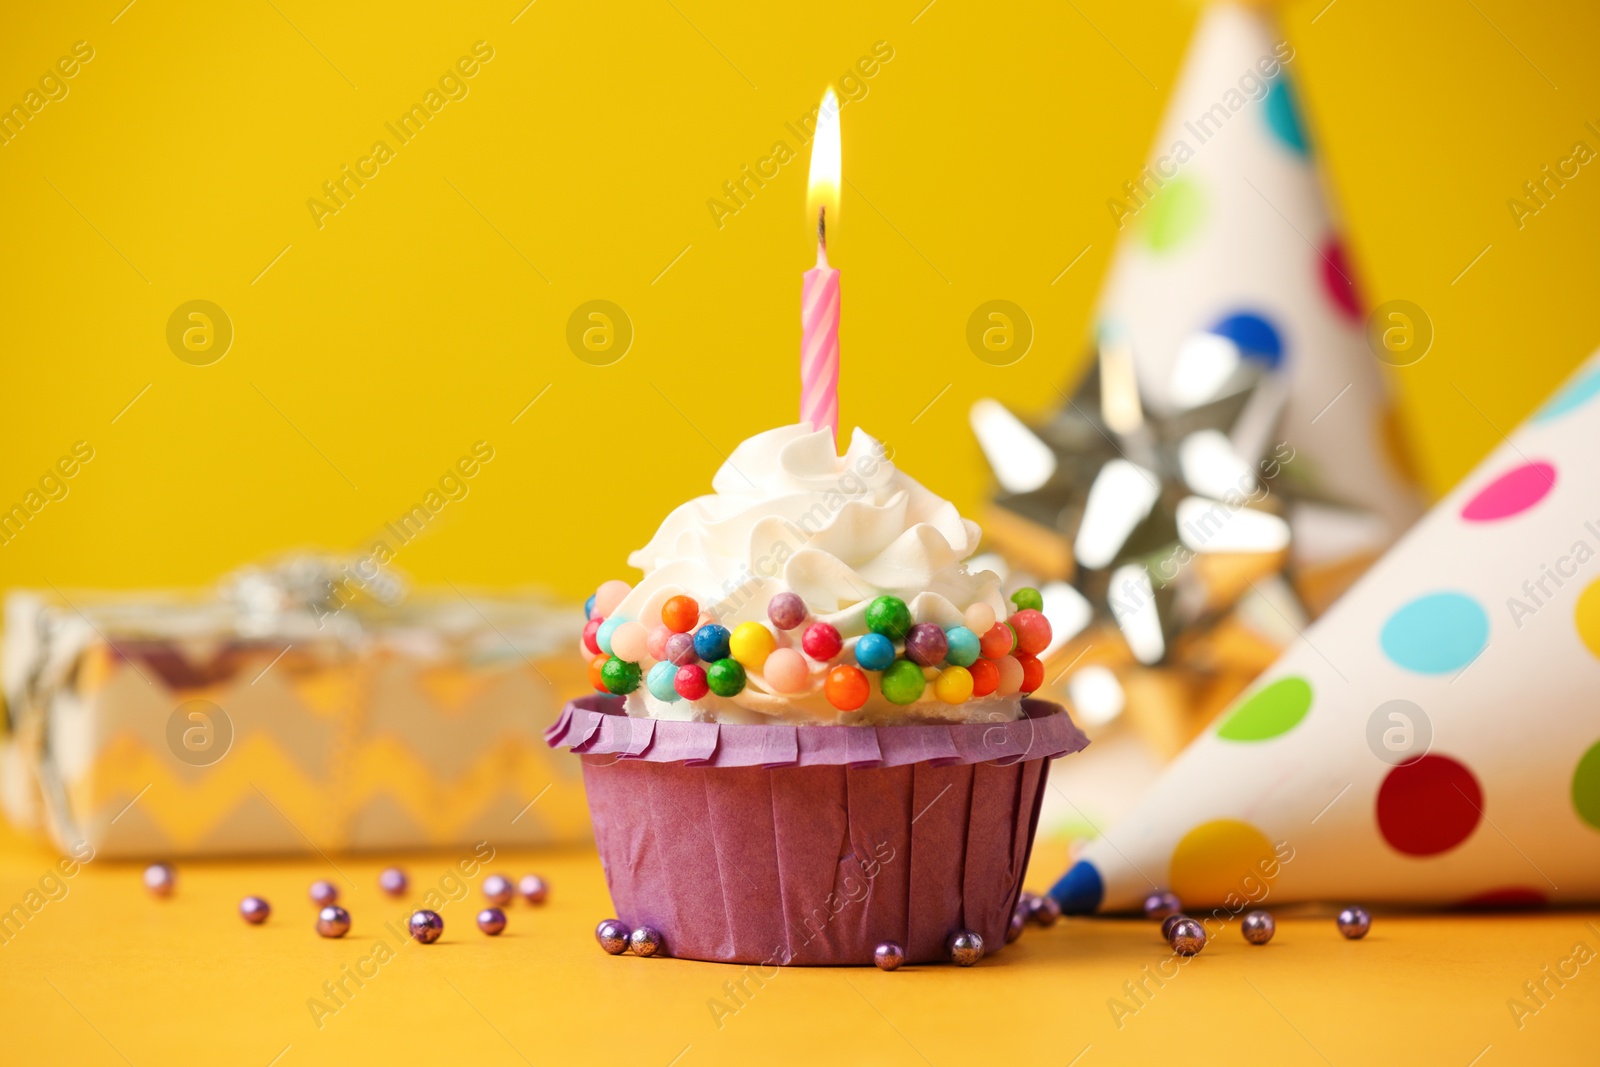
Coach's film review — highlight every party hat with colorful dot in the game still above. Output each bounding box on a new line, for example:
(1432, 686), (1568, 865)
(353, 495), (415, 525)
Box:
(1053, 347), (1600, 913)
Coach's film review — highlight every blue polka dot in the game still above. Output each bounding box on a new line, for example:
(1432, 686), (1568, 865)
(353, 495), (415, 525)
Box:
(1380, 592), (1489, 674)
(1264, 78), (1308, 156)
(1536, 363), (1600, 423)
(1049, 859), (1104, 915)
(1210, 312), (1284, 369)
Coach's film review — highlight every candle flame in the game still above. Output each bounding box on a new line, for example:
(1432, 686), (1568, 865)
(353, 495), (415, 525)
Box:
(806, 88), (841, 244)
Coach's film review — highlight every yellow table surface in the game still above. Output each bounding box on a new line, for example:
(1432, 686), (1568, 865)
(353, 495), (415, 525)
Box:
(3, 821), (1595, 1067)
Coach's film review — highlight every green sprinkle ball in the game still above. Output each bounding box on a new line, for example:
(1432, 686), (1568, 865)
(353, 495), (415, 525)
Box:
(601, 657), (641, 695)
(880, 659), (927, 705)
(1010, 587), (1044, 612)
(866, 596), (912, 641)
(707, 658), (747, 697)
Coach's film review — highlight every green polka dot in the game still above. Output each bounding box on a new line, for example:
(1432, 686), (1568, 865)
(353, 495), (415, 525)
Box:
(1216, 677), (1312, 741)
(1139, 176), (1205, 253)
(1573, 740), (1600, 829)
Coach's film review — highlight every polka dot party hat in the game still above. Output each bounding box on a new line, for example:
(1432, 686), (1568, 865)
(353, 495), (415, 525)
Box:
(1094, 1), (1418, 537)
(1053, 349), (1600, 912)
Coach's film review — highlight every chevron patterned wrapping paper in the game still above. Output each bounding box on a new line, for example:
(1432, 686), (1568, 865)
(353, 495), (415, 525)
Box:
(0, 584), (591, 857)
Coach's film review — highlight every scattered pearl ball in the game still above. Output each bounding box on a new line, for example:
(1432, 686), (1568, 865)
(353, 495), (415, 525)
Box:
(482, 874), (514, 906)
(595, 919), (629, 955)
(1160, 914), (1188, 941)
(1143, 890), (1182, 920)
(143, 863), (176, 898)
(1027, 893), (1061, 928)
(1169, 918), (1207, 956)
(1006, 908), (1026, 944)
(477, 908), (507, 935)
(239, 896), (271, 924)
(309, 880), (339, 907)
(408, 909), (443, 944)
(316, 905), (351, 938)
(1242, 910), (1276, 945)
(1337, 906), (1371, 940)
(518, 874), (548, 905)
(948, 930), (984, 967)
(763, 647), (810, 693)
(629, 926), (663, 957)
(378, 867), (408, 897)
(874, 941), (906, 970)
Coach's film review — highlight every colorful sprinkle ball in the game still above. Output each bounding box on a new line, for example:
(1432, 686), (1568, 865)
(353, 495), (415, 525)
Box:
(1144, 890), (1182, 920)
(595, 616), (624, 656)
(948, 930), (984, 966)
(802, 622), (843, 661)
(408, 909), (444, 944)
(593, 580), (631, 618)
(825, 664), (870, 711)
(601, 657), (641, 695)
(729, 621), (777, 671)
(707, 658), (747, 697)
(316, 905), (351, 938)
(964, 602), (996, 635)
(854, 632), (895, 671)
(1016, 653), (1044, 694)
(1010, 609), (1052, 655)
(647, 661), (680, 701)
(379, 867), (408, 897)
(1169, 918), (1207, 956)
(596, 919), (630, 955)
(995, 655), (1025, 695)
(661, 595), (699, 633)
(646, 625), (672, 661)
(483, 874), (515, 906)
(865, 596), (912, 641)
(1241, 910), (1275, 945)
(944, 626), (981, 667)
(239, 896), (271, 924)
(143, 863), (176, 898)
(518, 874), (548, 905)
(874, 941), (906, 970)
(693, 624), (731, 662)
(583, 593), (596, 620)
(477, 908), (507, 936)
(1160, 914), (1187, 941)
(934, 665), (974, 704)
(904, 623), (948, 667)
(582, 617), (604, 655)
(979, 623), (1015, 659)
(610, 621), (649, 663)
(763, 648), (810, 693)
(587, 654), (609, 692)
(1010, 587), (1044, 612)
(969, 658), (999, 697)
(674, 664), (710, 701)
(629, 926), (664, 957)
(1337, 906), (1371, 940)
(880, 659), (927, 705)
(767, 592), (807, 630)
(664, 632), (698, 666)
(309, 879), (339, 907)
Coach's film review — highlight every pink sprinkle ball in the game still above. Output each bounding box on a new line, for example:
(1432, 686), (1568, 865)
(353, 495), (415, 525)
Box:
(763, 647), (810, 693)
(1010, 609), (1052, 656)
(582, 617), (604, 655)
(646, 625), (672, 661)
(801, 622), (843, 661)
(964, 602), (997, 635)
(610, 621), (649, 663)
(594, 580), (632, 618)
(675, 664), (710, 701)
(995, 655), (1024, 696)
(664, 632), (698, 666)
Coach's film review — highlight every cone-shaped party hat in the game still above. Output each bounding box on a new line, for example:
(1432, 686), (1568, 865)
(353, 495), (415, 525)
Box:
(1052, 348), (1600, 913)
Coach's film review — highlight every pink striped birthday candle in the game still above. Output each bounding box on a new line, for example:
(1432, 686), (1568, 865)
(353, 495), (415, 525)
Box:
(801, 212), (840, 440)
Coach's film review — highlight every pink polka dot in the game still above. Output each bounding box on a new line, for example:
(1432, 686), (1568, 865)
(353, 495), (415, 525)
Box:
(1376, 754), (1482, 857)
(1460, 461), (1556, 522)
(1320, 239), (1361, 322)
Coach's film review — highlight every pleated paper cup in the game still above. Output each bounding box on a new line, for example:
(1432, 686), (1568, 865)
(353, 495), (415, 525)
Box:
(547, 695), (1088, 965)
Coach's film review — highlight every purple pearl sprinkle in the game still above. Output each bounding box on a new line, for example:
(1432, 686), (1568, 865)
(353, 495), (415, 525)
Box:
(378, 867), (408, 897)
(518, 874), (548, 905)
(408, 909), (444, 944)
(239, 896), (271, 924)
(483, 874), (514, 906)
(143, 863), (176, 898)
(767, 592), (807, 631)
(904, 623), (949, 667)
(316, 905), (351, 938)
(477, 908), (507, 936)
(309, 879), (339, 906)
(665, 632), (698, 666)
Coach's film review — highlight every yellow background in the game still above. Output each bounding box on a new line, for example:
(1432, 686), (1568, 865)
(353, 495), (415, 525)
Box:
(2, 0), (1598, 601)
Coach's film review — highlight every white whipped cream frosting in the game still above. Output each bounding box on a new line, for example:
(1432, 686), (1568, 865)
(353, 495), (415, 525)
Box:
(613, 424), (1019, 725)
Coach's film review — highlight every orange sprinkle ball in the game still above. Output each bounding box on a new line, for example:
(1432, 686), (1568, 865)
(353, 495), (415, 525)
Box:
(969, 658), (1000, 697)
(661, 596), (700, 634)
(825, 664), (870, 711)
(1016, 652), (1044, 694)
(588, 654), (610, 693)
(978, 623), (1015, 660)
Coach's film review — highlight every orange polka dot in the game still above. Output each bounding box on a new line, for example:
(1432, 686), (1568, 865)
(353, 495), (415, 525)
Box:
(1169, 819), (1279, 908)
(1576, 579), (1600, 661)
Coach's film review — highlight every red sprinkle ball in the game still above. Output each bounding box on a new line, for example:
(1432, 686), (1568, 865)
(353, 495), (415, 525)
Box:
(802, 622), (843, 661)
(674, 664), (710, 701)
(969, 658), (1000, 697)
(1010, 609), (1052, 656)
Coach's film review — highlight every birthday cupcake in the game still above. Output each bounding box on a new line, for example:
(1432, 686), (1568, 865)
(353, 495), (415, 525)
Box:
(547, 423), (1087, 966)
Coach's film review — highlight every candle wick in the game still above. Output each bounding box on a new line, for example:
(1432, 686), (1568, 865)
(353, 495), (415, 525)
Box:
(817, 206), (829, 268)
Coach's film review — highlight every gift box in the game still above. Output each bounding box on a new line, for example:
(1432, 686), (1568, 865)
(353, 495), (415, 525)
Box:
(1, 558), (592, 857)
